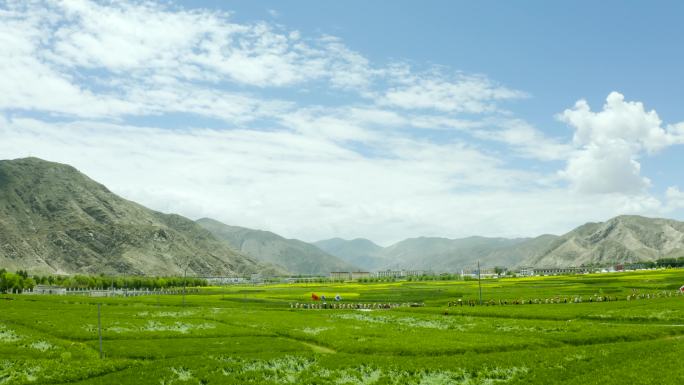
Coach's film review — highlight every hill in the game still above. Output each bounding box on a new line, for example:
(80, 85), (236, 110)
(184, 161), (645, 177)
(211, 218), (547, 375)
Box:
(197, 218), (359, 275)
(0, 157), (264, 276)
(313, 238), (385, 271)
(379, 235), (558, 271)
(523, 215), (684, 267)
(315, 235), (559, 272)
(318, 216), (684, 270)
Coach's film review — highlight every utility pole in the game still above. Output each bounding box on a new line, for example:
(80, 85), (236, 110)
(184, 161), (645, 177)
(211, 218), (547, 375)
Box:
(182, 264), (188, 307)
(477, 260), (483, 305)
(97, 303), (103, 359)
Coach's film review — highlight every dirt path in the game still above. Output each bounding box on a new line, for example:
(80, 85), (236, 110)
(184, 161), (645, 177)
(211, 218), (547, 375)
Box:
(300, 341), (336, 354)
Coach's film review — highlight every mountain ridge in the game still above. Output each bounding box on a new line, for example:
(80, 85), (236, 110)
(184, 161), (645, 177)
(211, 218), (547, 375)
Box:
(523, 215), (684, 267)
(316, 216), (684, 271)
(3, 158), (684, 276)
(313, 237), (385, 271)
(197, 218), (359, 275)
(0, 157), (266, 276)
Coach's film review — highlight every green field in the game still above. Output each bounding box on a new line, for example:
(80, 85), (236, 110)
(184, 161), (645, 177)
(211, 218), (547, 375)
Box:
(2, 270), (684, 384)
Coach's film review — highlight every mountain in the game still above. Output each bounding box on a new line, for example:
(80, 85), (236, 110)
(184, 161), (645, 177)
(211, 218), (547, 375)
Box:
(314, 235), (559, 272)
(523, 215), (684, 267)
(313, 238), (385, 270)
(0, 157), (265, 276)
(379, 235), (559, 271)
(197, 218), (358, 275)
(317, 215), (684, 271)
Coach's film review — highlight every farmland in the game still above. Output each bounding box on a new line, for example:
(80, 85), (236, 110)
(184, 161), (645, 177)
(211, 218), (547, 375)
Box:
(1, 270), (684, 384)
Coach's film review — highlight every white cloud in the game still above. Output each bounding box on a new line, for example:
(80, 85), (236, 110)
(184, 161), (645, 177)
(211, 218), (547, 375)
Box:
(560, 142), (650, 194)
(561, 92), (671, 152)
(380, 72), (526, 113)
(0, 0), (379, 122)
(3, 115), (674, 244)
(0, 116), (551, 244)
(558, 92), (683, 194)
(1, 0), (522, 124)
(473, 119), (572, 161)
(49, 1), (367, 88)
(666, 186), (684, 210)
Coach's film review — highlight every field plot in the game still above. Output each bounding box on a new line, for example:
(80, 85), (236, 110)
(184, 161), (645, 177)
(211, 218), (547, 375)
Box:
(2, 270), (684, 384)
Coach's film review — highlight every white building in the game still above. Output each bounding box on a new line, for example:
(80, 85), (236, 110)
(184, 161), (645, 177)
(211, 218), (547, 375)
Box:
(32, 285), (67, 295)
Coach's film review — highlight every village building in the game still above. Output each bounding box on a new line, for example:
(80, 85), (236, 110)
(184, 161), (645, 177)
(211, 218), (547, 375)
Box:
(518, 267), (591, 276)
(351, 271), (371, 280)
(250, 273), (263, 284)
(329, 271), (371, 281)
(461, 267), (497, 279)
(329, 271), (351, 281)
(31, 285), (67, 295)
(374, 269), (430, 278)
(204, 276), (247, 285)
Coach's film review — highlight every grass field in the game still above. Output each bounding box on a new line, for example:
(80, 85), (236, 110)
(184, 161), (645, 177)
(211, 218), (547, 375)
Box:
(2, 270), (684, 384)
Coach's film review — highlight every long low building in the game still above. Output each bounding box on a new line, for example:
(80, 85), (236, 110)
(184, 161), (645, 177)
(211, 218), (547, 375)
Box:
(30, 285), (67, 295)
(329, 271), (372, 281)
(375, 269), (431, 278)
(518, 267), (591, 276)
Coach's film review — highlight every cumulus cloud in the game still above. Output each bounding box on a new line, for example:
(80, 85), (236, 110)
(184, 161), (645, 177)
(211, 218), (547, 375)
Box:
(558, 92), (683, 194)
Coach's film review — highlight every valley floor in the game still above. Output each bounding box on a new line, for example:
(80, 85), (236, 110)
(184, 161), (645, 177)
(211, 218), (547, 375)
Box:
(2, 270), (684, 384)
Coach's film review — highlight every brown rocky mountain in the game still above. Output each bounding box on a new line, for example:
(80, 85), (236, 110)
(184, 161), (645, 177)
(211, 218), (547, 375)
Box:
(0, 157), (266, 276)
(523, 215), (684, 267)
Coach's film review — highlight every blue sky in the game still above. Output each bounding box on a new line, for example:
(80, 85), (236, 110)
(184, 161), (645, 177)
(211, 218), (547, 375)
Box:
(1, 0), (683, 244)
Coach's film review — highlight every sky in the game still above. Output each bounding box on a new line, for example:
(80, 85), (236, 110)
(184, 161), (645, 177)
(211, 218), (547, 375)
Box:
(1, 0), (684, 245)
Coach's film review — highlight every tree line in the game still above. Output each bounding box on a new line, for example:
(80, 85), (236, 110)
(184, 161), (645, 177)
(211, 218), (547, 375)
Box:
(0, 269), (36, 293)
(0, 269), (208, 293)
(628, 257), (684, 269)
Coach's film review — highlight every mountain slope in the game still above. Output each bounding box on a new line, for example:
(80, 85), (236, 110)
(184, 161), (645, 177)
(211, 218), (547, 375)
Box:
(197, 218), (358, 275)
(379, 235), (559, 271)
(0, 157), (263, 276)
(524, 215), (684, 267)
(313, 238), (385, 270)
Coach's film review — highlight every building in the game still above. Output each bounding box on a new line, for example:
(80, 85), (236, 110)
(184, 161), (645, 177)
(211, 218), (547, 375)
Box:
(329, 272), (351, 281)
(31, 285), (67, 295)
(518, 267), (590, 276)
(404, 270), (430, 277)
(329, 271), (371, 281)
(374, 270), (402, 278)
(351, 271), (371, 280)
(461, 267), (497, 279)
(205, 276), (247, 285)
(373, 269), (432, 279)
(250, 273), (263, 283)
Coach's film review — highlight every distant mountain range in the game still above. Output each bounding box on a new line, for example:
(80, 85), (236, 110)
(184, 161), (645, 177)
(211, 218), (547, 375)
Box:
(524, 215), (684, 267)
(197, 218), (357, 275)
(2, 157), (683, 276)
(313, 238), (385, 270)
(317, 216), (684, 271)
(316, 235), (558, 271)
